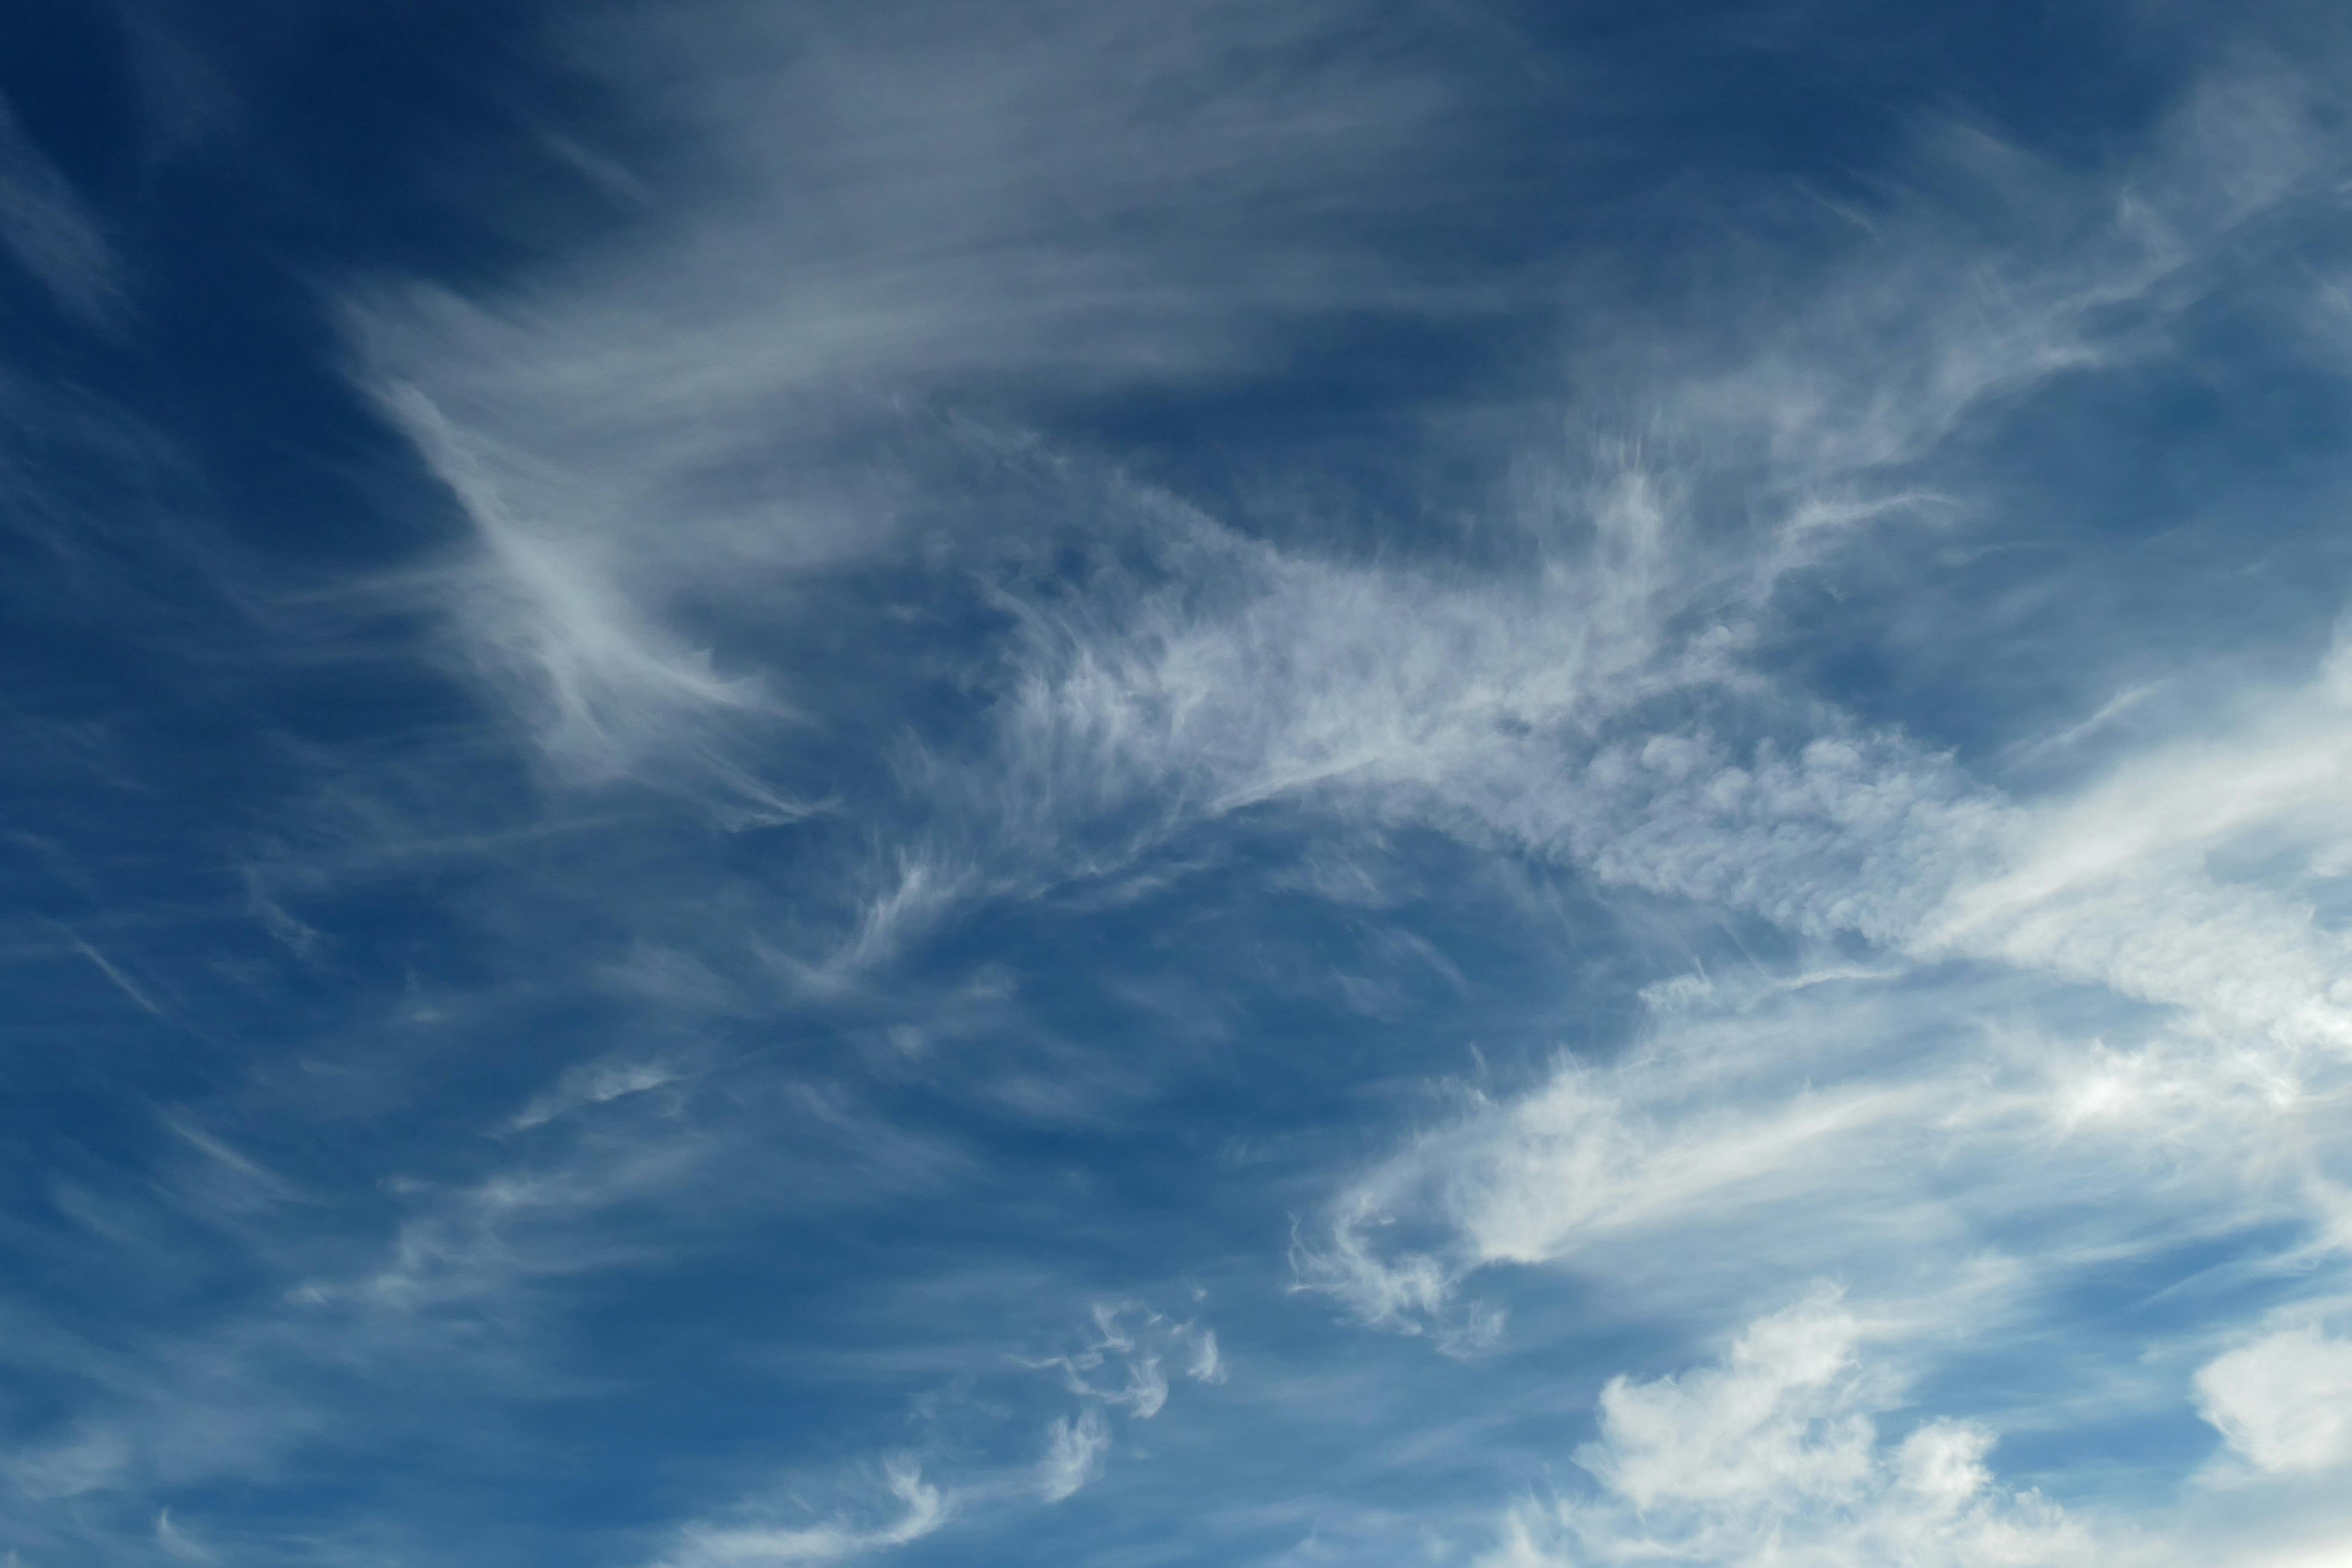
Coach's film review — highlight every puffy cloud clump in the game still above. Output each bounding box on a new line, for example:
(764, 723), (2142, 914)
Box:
(1482, 1290), (2107, 1568)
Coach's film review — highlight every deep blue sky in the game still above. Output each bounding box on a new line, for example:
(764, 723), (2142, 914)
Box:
(5, 3), (2352, 1565)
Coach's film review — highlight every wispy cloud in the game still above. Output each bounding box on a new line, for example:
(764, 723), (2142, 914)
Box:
(377, 382), (795, 808)
(1035, 1409), (1108, 1504)
(58, 926), (167, 1019)
(655, 1458), (946, 1567)
(0, 92), (121, 323)
(1017, 1300), (1223, 1418)
(1294, 955), (2340, 1342)
(508, 1054), (685, 1130)
(344, 0), (1490, 804)
(639, 1295), (1221, 1562)
(153, 1508), (215, 1563)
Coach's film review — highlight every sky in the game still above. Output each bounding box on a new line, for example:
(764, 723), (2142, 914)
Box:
(4, 1), (2352, 1564)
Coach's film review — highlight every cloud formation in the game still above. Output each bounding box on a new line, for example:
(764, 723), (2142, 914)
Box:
(0, 92), (119, 322)
(2196, 1326), (2352, 1475)
(1482, 1292), (2102, 1568)
(655, 1459), (946, 1567)
(7, 5), (2352, 1567)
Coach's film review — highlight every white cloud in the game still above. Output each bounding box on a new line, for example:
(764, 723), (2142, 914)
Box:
(1020, 1302), (1220, 1417)
(981, 75), (2352, 1378)
(1037, 1409), (1109, 1504)
(1004, 485), (2352, 1063)
(2196, 1326), (2352, 1474)
(347, 0), (1485, 796)
(1480, 1291), (2104, 1568)
(1918, 675), (2352, 1056)
(986, 78), (2321, 779)
(637, 1295), (1209, 1565)
(1183, 1326), (1224, 1385)
(963, 63), (2352, 1086)
(510, 1055), (684, 1130)
(990, 462), (1698, 827)
(1293, 938), (2352, 1361)
(378, 383), (786, 798)
(658, 1459), (946, 1566)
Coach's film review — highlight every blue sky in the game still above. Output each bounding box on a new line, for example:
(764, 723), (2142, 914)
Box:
(5, 2), (2352, 1564)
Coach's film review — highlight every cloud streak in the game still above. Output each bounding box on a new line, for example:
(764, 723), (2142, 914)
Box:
(0, 92), (120, 322)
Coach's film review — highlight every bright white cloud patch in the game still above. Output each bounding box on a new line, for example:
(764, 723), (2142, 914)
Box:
(2196, 1326), (2352, 1474)
(1484, 1293), (2101, 1568)
(1296, 942), (2352, 1352)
